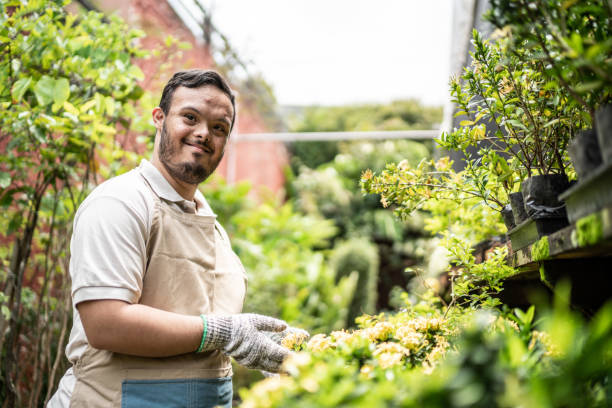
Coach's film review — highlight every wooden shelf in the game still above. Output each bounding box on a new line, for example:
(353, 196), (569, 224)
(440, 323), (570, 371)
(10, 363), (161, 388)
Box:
(498, 205), (612, 315)
(510, 204), (612, 272)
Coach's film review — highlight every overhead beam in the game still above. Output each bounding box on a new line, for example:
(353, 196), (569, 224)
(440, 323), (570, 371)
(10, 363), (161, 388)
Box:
(233, 129), (440, 142)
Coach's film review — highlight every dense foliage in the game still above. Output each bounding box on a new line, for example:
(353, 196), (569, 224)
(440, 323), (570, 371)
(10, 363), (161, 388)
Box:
(0, 0), (157, 404)
(287, 100), (442, 313)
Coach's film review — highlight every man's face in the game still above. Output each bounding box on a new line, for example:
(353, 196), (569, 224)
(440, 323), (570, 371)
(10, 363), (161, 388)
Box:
(153, 85), (234, 185)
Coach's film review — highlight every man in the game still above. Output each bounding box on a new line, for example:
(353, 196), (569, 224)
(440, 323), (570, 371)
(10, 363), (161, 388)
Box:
(49, 70), (290, 407)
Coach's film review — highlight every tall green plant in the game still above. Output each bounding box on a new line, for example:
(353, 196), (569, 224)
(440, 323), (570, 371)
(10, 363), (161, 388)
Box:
(444, 30), (586, 181)
(0, 0), (149, 404)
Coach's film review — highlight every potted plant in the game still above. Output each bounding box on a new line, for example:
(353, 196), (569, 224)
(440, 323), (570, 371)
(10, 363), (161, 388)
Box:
(440, 31), (586, 249)
(488, 0), (612, 223)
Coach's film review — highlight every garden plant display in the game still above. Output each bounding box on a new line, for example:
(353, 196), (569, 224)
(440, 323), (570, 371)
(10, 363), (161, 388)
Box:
(238, 2), (612, 406)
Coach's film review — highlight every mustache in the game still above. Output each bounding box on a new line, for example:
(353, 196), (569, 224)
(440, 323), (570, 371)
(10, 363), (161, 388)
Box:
(184, 138), (213, 153)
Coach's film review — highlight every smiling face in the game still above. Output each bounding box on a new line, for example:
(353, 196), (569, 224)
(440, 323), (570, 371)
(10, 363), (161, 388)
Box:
(151, 85), (234, 192)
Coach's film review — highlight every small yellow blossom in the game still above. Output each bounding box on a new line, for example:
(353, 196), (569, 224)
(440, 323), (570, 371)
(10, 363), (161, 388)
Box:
(281, 330), (309, 350)
(360, 364), (374, 377)
(434, 157), (451, 171)
(396, 326), (423, 349)
(364, 321), (394, 342)
(330, 330), (352, 343)
(426, 318), (442, 331)
(499, 77), (513, 95)
(306, 334), (332, 352)
(529, 330), (559, 357)
(376, 351), (404, 369)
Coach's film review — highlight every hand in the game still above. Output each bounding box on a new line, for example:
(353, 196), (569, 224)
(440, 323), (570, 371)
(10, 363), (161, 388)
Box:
(203, 313), (289, 373)
(260, 326), (310, 378)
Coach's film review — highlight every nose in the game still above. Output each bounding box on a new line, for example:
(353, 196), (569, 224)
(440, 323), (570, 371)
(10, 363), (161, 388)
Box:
(193, 122), (209, 141)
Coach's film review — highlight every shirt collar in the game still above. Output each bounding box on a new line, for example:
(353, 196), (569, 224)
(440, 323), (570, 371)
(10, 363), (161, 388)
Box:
(138, 159), (216, 216)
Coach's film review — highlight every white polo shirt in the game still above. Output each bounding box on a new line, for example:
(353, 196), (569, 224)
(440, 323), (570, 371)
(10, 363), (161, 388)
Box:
(49, 159), (228, 407)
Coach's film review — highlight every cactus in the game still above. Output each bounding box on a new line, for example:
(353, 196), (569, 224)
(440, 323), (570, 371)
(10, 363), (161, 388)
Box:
(330, 239), (380, 326)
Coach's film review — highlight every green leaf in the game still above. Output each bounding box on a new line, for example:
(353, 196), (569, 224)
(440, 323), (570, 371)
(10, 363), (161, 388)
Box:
(53, 77), (70, 105)
(11, 77), (32, 102)
(34, 75), (55, 106)
(0, 172), (11, 188)
(574, 81), (602, 93)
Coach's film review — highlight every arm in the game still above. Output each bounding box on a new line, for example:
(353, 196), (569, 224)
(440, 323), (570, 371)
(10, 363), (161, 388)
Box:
(77, 299), (202, 357)
(78, 299), (290, 372)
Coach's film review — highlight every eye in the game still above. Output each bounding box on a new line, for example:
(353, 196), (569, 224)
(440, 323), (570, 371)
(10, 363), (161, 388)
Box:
(184, 113), (196, 122)
(213, 123), (229, 135)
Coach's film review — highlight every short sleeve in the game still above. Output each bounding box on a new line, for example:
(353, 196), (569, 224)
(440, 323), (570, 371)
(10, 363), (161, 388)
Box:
(70, 196), (149, 305)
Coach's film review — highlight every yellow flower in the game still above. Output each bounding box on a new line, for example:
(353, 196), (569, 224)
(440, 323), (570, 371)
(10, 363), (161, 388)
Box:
(499, 77), (513, 95)
(376, 351), (404, 369)
(306, 334), (332, 352)
(330, 330), (352, 343)
(426, 318), (442, 331)
(374, 341), (409, 356)
(395, 326), (423, 349)
(360, 364), (375, 378)
(281, 330), (309, 350)
(364, 321), (394, 342)
(434, 157), (451, 171)
(529, 330), (559, 357)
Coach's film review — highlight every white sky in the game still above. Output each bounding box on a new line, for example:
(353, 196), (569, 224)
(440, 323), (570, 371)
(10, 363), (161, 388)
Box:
(194, 1), (453, 107)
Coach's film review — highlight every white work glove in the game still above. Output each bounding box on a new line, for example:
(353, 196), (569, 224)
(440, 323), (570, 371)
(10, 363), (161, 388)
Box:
(202, 314), (289, 373)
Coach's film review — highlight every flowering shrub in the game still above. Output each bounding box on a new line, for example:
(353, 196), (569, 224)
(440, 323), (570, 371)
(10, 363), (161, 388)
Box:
(240, 291), (612, 408)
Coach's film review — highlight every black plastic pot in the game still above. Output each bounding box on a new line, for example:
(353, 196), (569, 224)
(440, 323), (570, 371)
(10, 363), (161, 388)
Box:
(595, 104), (612, 164)
(507, 175), (570, 251)
(501, 204), (515, 231)
(509, 192), (528, 225)
(521, 174), (570, 219)
(568, 129), (602, 179)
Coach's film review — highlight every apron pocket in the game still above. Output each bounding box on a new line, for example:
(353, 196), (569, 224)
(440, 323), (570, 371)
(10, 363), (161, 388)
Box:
(121, 377), (232, 408)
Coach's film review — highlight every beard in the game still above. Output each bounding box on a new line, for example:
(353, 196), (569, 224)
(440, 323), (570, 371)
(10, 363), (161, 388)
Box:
(158, 122), (219, 185)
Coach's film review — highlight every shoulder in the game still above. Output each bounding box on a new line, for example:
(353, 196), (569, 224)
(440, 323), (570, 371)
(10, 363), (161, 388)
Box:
(75, 168), (155, 231)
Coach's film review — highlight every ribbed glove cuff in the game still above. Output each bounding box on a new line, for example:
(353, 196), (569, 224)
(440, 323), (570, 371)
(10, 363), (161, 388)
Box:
(201, 316), (233, 351)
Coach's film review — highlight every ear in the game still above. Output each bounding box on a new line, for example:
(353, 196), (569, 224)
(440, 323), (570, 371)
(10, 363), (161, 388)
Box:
(152, 107), (165, 129)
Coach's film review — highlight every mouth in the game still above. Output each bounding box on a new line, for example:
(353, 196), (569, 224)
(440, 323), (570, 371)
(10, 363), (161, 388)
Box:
(184, 140), (212, 154)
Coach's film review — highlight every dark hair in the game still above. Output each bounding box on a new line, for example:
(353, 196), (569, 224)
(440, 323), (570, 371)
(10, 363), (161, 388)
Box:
(159, 69), (236, 131)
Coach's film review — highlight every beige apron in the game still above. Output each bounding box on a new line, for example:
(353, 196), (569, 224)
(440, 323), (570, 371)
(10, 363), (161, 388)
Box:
(69, 174), (247, 407)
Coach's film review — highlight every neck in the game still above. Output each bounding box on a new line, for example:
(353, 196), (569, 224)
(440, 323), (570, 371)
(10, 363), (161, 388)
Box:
(150, 155), (197, 201)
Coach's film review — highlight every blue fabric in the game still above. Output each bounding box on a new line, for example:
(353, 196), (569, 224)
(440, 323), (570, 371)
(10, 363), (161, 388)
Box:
(121, 377), (232, 408)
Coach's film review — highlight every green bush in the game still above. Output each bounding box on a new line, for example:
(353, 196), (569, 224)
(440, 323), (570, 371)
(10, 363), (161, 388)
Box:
(240, 289), (612, 408)
(330, 239), (379, 326)
(201, 180), (355, 334)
